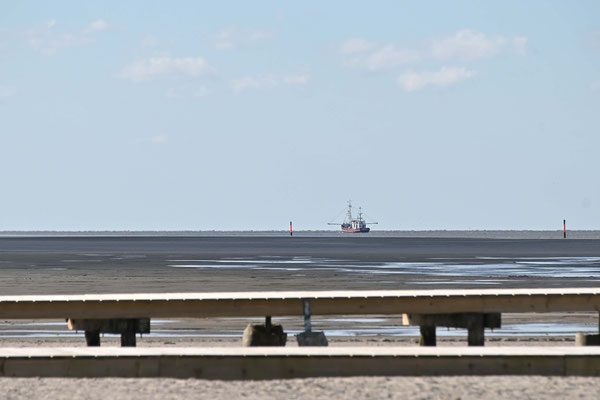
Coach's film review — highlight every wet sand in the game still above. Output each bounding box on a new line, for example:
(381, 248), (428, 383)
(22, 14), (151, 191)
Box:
(1, 236), (600, 294)
(0, 335), (578, 348)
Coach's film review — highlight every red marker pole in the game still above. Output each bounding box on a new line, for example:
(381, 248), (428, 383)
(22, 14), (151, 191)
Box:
(290, 221), (293, 237)
(563, 219), (566, 239)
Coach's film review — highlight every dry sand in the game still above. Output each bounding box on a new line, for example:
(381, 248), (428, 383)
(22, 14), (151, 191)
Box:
(1, 376), (599, 400)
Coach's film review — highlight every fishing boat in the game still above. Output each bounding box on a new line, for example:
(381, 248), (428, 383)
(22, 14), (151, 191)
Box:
(328, 200), (378, 233)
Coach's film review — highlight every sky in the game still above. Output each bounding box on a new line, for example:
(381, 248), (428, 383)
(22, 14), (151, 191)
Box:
(0, 1), (599, 231)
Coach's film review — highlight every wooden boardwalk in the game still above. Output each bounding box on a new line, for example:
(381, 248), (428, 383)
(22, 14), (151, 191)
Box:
(0, 347), (600, 378)
(1, 288), (598, 348)
(0, 288), (599, 319)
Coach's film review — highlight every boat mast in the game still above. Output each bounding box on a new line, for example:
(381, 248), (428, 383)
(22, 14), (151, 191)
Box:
(346, 200), (353, 222)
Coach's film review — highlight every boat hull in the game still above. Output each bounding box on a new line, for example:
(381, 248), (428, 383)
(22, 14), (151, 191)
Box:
(341, 227), (370, 233)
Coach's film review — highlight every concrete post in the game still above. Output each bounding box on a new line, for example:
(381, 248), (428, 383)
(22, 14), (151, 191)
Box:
(242, 316), (287, 346)
(575, 314), (600, 346)
(575, 333), (600, 345)
(419, 326), (436, 346)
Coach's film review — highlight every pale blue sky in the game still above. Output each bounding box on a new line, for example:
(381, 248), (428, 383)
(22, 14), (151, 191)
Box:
(1, 1), (599, 230)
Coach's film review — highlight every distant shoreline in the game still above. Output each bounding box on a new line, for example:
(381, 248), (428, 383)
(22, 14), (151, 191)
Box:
(0, 230), (599, 239)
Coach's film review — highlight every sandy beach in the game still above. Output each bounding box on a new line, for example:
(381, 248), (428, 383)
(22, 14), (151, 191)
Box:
(1, 235), (600, 398)
(1, 376), (599, 400)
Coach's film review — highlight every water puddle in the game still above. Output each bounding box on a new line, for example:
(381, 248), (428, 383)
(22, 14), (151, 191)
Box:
(409, 280), (502, 285)
(165, 256), (600, 284)
(169, 264), (257, 269)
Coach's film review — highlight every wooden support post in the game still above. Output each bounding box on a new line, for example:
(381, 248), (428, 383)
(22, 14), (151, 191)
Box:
(404, 312), (498, 347)
(120, 319), (137, 347)
(84, 331), (100, 347)
(468, 325), (485, 346)
(121, 331), (136, 347)
(419, 326), (436, 346)
(69, 318), (149, 347)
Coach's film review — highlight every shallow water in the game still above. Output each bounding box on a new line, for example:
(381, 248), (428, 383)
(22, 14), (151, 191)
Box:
(167, 256), (600, 282)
